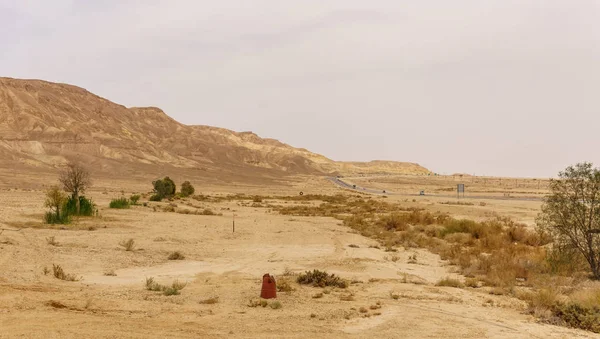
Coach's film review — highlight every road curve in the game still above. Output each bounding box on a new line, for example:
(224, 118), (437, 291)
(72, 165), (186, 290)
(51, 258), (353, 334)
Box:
(328, 177), (544, 202)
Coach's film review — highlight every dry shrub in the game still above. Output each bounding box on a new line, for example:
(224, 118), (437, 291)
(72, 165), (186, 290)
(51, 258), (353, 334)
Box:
(119, 239), (136, 251)
(436, 277), (464, 288)
(340, 294), (355, 301)
(46, 236), (59, 246)
(377, 213), (409, 231)
(269, 301), (282, 309)
(168, 251), (185, 260)
(199, 296), (219, 304)
(52, 264), (79, 281)
(277, 278), (295, 293)
(297, 270), (347, 288)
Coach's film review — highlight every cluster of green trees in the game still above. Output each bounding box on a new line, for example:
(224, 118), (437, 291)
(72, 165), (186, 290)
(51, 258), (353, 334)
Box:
(150, 177), (195, 201)
(44, 163), (94, 224)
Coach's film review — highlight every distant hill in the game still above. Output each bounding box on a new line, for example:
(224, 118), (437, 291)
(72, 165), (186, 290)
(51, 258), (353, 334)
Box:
(0, 77), (430, 180)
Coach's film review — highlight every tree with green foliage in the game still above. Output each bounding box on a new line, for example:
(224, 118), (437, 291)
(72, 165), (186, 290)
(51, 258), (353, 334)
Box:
(537, 162), (600, 279)
(152, 177), (176, 201)
(180, 181), (195, 197)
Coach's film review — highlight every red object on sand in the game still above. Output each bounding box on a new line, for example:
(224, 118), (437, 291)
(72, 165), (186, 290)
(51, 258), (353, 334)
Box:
(260, 273), (277, 299)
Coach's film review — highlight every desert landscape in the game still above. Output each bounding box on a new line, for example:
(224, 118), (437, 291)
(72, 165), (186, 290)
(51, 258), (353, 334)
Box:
(1, 78), (600, 338)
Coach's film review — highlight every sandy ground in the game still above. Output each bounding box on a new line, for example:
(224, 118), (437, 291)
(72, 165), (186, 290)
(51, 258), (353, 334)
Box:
(0, 177), (598, 338)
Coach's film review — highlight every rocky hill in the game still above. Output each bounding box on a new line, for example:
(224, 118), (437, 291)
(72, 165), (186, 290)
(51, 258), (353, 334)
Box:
(0, 77), (430, 180)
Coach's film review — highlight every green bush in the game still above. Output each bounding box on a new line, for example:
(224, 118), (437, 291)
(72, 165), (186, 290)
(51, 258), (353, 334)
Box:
(109, 197), (130, 209)
(152, 177), (176, 200)
(44, 211), (71, 224)
(130, 195), (141, 205)
(149, 194), (162, 202)
(63, 196), (95, 216)
(180, 181), (195, 197)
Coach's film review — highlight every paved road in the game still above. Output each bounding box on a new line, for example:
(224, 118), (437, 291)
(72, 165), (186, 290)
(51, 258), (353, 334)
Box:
(328, 177), (544, 202)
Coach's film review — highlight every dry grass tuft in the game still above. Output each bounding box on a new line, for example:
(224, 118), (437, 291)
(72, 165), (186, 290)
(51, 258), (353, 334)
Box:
(199, 296), (219, 304)
(436, 277), (464, 288)
(168, 251), (185, 260)
(45, 236), (59, 246)
(277, 278), (295, 293)
(52, 264), (80, 281)
(119, 238), (136, 251)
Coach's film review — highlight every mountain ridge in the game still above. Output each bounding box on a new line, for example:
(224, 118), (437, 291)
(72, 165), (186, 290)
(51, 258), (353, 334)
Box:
(0, 77), (431, 179)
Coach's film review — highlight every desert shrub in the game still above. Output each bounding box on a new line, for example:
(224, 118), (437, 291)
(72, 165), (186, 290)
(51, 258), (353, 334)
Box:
(44, 211), (71, 225)
(152, 177), (176, 200)
(149, 194), (162, 202)
(130, 195), (141, 205)
(199, 296), (219, 304)
(297, 270), (347, 288)
(200, 208), (216, 216)
(168, 251), (185, 260)
(435, 277), (464, 288)
(553, 303), (600, 333)
(145, 277), (186, 296)
(269, 301), (282, 309)
(277, 278), (295, 292)
(377, 213), (409, 231)
(44, 186), (69, 224)
(52, 264), (79, 281)
(180, 181), (195, 197)
(109, 197), (130, 209)
(119, 238), (136, 251)
(63, 196), (95, 217)
(526, 288), (560, 311)
(46, 236), (59, 246)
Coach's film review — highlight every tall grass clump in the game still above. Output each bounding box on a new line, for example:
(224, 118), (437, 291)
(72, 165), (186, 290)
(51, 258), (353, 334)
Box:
(109, 197), (130, 209)
(64, 196), (96, 216)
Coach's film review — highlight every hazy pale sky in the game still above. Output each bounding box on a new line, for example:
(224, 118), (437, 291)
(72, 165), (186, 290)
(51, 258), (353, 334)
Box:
(1, 1), (599, 177)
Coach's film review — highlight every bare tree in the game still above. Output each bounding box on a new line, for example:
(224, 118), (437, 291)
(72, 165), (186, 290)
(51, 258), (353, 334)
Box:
(537, 162), (600, 279)
(59, 162), (92, 214)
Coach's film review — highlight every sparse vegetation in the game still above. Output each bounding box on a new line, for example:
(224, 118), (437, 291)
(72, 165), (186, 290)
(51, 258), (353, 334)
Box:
(52, 264), (79, 281)
(130, 194), (141, 205)
(109, 197), (130, 209)
(168, 251), (185, 260)
(199, 296), (219, 304)
(46, 236), (59, 246)
(145, 277), (186, 296)
(269, 301), (282, 309)
(151, 177), (176, 201)
(277, 278), (295, 293)
(436, 277), (465, 288)
(44, 186), (69, 224)
(180, 181), (195, 197)
(119, 238), (136, 251)
(297, 270), (348, 288)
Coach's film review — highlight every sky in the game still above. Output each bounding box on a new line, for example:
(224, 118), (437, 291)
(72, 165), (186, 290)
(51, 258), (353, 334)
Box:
(1, 0), (599, 177)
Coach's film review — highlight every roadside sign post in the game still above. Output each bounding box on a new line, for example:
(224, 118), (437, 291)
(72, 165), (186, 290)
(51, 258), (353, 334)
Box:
(457, 184), (465, 199)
